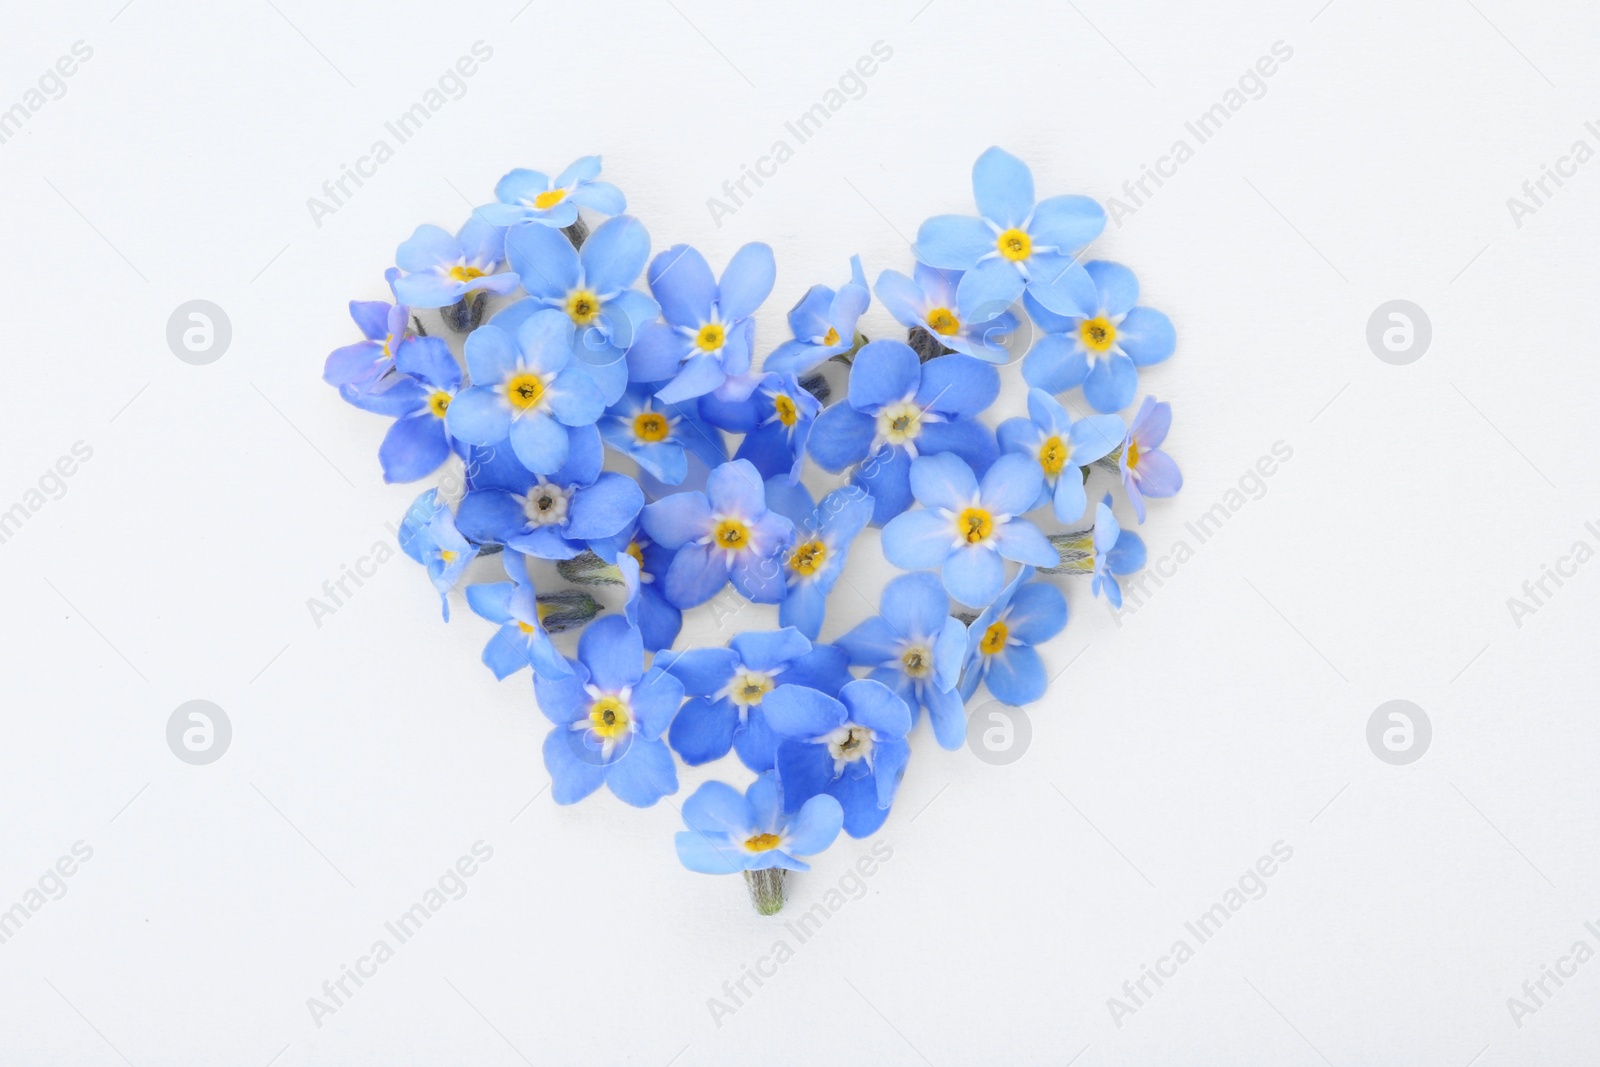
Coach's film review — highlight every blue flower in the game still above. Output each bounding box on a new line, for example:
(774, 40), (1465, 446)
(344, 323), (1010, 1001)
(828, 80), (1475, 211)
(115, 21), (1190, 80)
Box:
(503, 213), (660, 370)
(676, 773), (844, 874)
(765, 679), (913, 838)
(880, 452), (1059, 608)
(477, 156), (625, 229)
(1089, 494), (1147, 609)
(591, 519), (682, 652)
(639, 459), (795, 609)
(455, 425), (643, 560)
(873, 262), (1020, 362)
(354, 336), (464, 483)
(464, 549), (572, 680)
(914, 146), (1105, 319)
(959, 566), (1067, 706)
(762, 256), (870, 376)
(625, 242), (776, 404)
(398, 488), (478, 620)
(534, 616), (684, 807)
(1119, 396), (1182, 522)
(699, 372), (820, 484)
(390, 217), (520, 310)
(324, 300), (411, 392)
(807, 339), (999, 525)
(772, 485), (875, 640)
(996, 388), (1124, 523)
(445, 310), (608, 474)
(1021, 261), (1176, 414)
(661, 627), (850, 771)
(836, 572), (967, 748)
(599, 383), (726, 485)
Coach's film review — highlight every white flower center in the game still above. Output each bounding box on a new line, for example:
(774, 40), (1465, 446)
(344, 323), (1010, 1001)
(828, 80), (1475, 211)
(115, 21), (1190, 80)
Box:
(522, 482), (571, 526)
(822, 723), (874, 772)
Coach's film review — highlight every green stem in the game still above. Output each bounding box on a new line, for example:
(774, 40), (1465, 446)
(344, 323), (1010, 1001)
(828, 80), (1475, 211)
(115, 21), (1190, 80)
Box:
(744, 869), (786, 915)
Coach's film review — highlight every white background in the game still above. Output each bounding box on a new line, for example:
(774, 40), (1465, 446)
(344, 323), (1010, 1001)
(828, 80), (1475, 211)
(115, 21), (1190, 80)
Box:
(2, 0), (1597, 1063)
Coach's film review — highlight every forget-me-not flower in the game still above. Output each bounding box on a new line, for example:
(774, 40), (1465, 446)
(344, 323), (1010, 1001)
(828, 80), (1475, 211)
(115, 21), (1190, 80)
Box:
(446, 309), (607, 474)
(625, 243), (776, 403)
(397, 488), (478, 620)
(996, 388), (1124, 522)
(534, 616), (684, 807)
(880, 452), (1059, 607)
(807, 339), (999, 525)
(768, 484), (875, 641)
(661, 627), (850, 772)
(599, 383), (726, 485)
(699, 372), (820, 485)
(324, 300), (411, 393)
(360, 336), (463, 483)
(914, 146), (1105, 319)
(465, 549), (572, 680)
(1118, 396), (1182, 522)
(1021, 261), (1176, 414)
(835, 572), (968, 750)
(959, 566), (1067, 706)
(478, 156), (626, 229)
(765, 679), (913, 839)
(676, 773), (844, 875)
(874, 262), (1020, 362)
(455, 423), (643, 560)
(390, 217), (520, 310)
(639, 459), (795, 609)
(761, 256), (870, 376)
(1089, 494), (1147, 609)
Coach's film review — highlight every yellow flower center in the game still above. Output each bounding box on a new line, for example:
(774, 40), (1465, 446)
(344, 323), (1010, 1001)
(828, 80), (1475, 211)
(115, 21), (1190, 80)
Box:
(625, 541), (646, 569)
(1038, 435), (1067, 476)
(789, 540), (827, 576)
(588, 696), (631, 739)
(823, 326), (840, 346)
(713, 518), (750, 551)
(566, 289), (601, 325)
(515, 620), (538, 635)
(533, 188), (566, 210)
(428, 390), (452, 418)
(900, 645), (932, 679)
(448, 264), (487, 283)
(877, 402), (923, 446)
(729, 670), (775, 707)
(1125, 440), (1140, 468)
(505, 372), (545, 411)
(980, 619), (1009, 656)
(633, 412), (670, 442)
(439, 549), (458, 563)
(996, 228), (1032, 261)
(695, 323), (726, 352)
(957, 507), (994, 545)
(926, 307), (960, 336)
(1079, 316), (1116, 353)
(774, 393), (798, 427)
(744, 833), (781, 853)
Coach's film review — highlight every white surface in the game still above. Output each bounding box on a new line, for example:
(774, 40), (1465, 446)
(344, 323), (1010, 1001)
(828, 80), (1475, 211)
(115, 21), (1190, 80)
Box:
(2, 0), (1597, 1063)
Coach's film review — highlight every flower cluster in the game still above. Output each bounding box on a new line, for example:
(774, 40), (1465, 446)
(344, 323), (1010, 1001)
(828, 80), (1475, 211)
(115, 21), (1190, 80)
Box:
(326, 149), (1182, 913)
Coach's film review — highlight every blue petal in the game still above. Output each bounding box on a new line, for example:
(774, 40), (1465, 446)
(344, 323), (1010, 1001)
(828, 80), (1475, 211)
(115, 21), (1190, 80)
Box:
(807, 403), (875, 472)
(504, 223), (579, 299)
(625, 322), (688, 383)
(918, 420), (999, 477)
(455, 489), (526, 544)
(979, 453), (1045, 516)
(763, 686), (844, 738)
(953, 258), (1024, 328)
(847, 341), (920, 411)
(873, 269), (926, 329)
(775, 740), (837, 814)
(508, 410), (570, 473)
(942, 545), (1004, 607)
(733, 708), (781, 772)
(972, 146), (1035, 229)
(836, 617), (902, 668)
(394, 336), (461, 390)
(682, 779), (750, 835)
(913, 214), (995, 270)
(631, 666), (686, 741)
(780, 582), (828, 641)
(648, 244), (716, 327)
(882, 571), (952, 638)
(446, 386), (511, 446)
(985, 646), (1047, 706)
(1025, 253), (1099, 318)
(829, 765), (892, 838)
(923, 683), (967, 750)
(705, 459), (767, 518)
(839, 678), (911, 737)
(605, 736), (678, 807)
(675, 831), (748, 874)
(543, 728), (607, 805)
(881, 507), (953, 571)
(569, 180), (625, 215)
(379, 415), (450, 483)
(995, 518), (1059, 567)
(1029, 194), (1106, 255)
(909, 452), (978, 511)
(1021, 334), (1090, 394)
(566, 473), (644, 540)
(1085, 260), (1138, 316)
(577, 615), (643, 690)
(662, 542), (731, 608)
(1007, 581), (1068, 644)
(1118, 306), (1176, 367)
(657, 647), (739, 695)
(784, 795), (844, 856)
(853, 446), (914, 526)
(717, 242), (776, 321)
(915, 354), (1000, 422)
(654, 352), (726, 404)
(730, 628), (811, 671)
(581, 214), (651, 294)
(641, 491), (712, 548)
(462, 322), (521, 384)
(1083, 353), (1138, 414)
